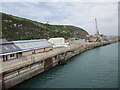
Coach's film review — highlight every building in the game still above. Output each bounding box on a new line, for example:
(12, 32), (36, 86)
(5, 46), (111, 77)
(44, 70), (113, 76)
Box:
(0, 39), (53, 61)
(48, 37), (65, 47)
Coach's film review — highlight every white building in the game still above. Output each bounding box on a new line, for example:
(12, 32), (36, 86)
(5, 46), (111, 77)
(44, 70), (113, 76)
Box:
(48, 37), (65, 47)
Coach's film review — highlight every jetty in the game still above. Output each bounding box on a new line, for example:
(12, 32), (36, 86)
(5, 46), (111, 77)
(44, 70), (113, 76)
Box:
(0, 38), (119, 89)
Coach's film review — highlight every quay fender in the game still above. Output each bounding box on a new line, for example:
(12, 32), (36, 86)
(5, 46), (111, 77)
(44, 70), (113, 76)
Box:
(58, 60), (67, 65)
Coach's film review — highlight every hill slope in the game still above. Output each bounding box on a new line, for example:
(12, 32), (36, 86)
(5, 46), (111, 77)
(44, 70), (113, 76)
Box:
(1, 12), (89, 41)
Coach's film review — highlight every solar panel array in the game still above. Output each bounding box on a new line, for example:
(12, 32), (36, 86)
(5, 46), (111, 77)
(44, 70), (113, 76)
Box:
(14, 39), (53, 51)
(1, 43), (22, 55)
(0, 39), (53, 55)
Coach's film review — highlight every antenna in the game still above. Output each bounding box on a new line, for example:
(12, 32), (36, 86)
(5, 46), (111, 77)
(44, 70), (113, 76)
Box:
(46, 21), (49, 24)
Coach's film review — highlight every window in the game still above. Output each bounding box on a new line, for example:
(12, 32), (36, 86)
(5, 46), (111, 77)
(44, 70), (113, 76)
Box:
(10, 54), (15, 57)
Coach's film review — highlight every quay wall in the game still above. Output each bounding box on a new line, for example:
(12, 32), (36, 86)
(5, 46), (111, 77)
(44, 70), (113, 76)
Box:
(1, 40), (119, 89)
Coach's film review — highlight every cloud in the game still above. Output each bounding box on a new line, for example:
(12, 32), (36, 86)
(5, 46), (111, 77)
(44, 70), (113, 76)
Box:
(1, 0), (119, 2)
(1, 2), (53, 22)
(1, 2), (118, 36)
(44, 2), (118, 36)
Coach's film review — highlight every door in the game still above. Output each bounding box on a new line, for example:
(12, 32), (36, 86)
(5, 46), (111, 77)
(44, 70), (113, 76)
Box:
(44, 58), (53, 70)
(16, 52), (22, 58)
(3, 55), (8, 61)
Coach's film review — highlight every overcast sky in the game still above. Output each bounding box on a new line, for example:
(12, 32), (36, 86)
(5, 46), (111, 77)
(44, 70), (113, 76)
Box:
(1, 0), (119, 36)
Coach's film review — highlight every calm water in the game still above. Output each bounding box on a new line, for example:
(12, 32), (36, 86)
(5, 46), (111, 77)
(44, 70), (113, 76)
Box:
(13, 42), (118, 88)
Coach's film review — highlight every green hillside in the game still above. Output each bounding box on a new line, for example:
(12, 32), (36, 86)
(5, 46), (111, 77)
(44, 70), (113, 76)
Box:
(1, 12), (89, 41)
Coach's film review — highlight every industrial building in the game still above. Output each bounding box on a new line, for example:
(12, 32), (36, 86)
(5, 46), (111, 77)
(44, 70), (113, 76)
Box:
(48, 37), (65, 47)
(0, 39), (53, 61)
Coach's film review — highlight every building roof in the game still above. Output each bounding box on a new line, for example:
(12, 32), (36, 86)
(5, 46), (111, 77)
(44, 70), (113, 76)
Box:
(0, 39), (53, 55)
(48, 37), (65, 40)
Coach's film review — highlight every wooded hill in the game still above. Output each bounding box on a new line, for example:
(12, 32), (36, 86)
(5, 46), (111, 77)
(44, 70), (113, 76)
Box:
(1, 12), (89, 41)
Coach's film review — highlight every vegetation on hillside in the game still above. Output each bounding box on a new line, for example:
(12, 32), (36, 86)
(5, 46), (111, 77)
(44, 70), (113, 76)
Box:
(1, 12), (89, 41)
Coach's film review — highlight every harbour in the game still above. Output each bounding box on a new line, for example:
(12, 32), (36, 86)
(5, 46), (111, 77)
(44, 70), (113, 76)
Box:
(13, 42), (118, 88)
(0, 3), (119, 89)
(0, 39), (119, 89)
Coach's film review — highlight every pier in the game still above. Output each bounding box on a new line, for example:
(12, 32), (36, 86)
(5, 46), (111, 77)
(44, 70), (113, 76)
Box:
(0, 39), (119, 89)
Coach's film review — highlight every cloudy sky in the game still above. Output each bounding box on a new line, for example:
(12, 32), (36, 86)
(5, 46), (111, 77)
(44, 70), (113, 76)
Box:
(1, 0), (119, 36)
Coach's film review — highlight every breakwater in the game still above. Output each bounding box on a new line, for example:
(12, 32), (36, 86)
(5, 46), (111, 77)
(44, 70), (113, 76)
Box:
(0, 40), (119, 89)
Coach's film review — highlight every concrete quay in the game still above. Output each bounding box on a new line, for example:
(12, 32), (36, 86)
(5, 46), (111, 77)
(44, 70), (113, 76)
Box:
(0, 39), (119, 89)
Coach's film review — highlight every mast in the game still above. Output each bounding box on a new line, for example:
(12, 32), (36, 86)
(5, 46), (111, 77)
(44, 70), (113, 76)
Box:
(95, 18), (99, 35)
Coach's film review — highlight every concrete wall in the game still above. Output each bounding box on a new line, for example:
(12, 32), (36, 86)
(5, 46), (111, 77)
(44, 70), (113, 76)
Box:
(35, 48), (44, 53)
(3, 62), (44, 89)
(18, 47), (52, 57)
(1, 53), (18, 61)
(22, 50), (34, 56)
(4, 67), (44, 89)
(52, 56), (58, 66)
(45, 47), (52, 51)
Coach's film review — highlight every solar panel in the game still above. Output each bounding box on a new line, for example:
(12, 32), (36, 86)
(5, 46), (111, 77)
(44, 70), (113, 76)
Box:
(11, 45), (17, 49)
(4, 46), (9, 50)
(0, 39), (53, 55)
